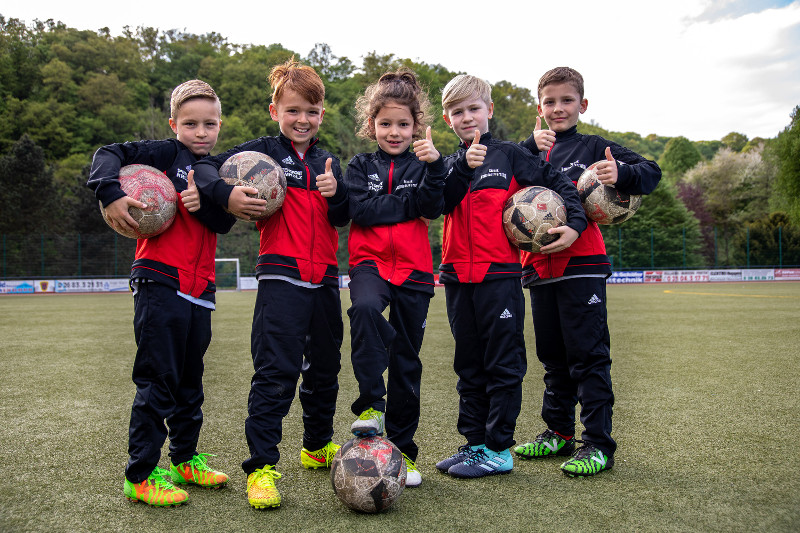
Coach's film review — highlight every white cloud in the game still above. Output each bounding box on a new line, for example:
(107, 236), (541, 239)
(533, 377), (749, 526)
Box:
(4, 0), (799, 141)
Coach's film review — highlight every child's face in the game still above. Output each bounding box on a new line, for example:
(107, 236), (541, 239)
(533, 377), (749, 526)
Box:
(169, 98), (221, 156)
(537, 83), (587, 133)
(443, 97), (493, 144)
(269, 89), (325, 154)
(373, 103), (414, 156)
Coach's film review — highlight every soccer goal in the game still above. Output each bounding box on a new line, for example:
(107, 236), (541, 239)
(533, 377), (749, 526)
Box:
(215, 257), (241, 291)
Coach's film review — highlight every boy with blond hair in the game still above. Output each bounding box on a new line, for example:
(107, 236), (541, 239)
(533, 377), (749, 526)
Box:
(433, 74), (587, 478)
(88, 79), (263, 506)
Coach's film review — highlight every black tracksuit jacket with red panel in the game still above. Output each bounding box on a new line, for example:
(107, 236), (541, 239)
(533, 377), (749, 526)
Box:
(192, 133), (349, 287)
(87, 139), (236, 302)
(440, 132), (587, 284)
(518, 126), (661, 285)
(346, 148), (447, 295)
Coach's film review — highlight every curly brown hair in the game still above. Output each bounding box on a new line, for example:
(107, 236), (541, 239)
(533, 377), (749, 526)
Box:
(355, 69), (432, 141)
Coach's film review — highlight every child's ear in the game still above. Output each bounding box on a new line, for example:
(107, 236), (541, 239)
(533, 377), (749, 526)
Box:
(169, 118), (178, 134)
(269, 102), (279, 121)
(580, 98), (588, 114)
(443, 114), (453, 129)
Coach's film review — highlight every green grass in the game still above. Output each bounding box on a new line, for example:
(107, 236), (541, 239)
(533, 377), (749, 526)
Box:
(1, 283), (799, 532)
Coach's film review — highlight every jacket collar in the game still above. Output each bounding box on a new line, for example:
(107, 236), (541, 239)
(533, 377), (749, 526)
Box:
(459, 131), (492, 149)
(555, 125), (579, 140)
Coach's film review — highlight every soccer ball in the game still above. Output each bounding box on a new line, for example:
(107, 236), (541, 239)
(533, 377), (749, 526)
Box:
(576, 161), (642, 225)
(100, 164), (177, 239)
(330, 436), (406, 513)
(219, 151), (286, 220)
(502, 186), (567, 252)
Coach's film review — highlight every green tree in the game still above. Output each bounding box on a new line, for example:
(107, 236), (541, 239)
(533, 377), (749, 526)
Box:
(601, 180), (704, 269)
(721, 131), (748, 152)
(0, 135), (60, 233)
(659, 136), (702, 176)
(767, 105), (800, 224)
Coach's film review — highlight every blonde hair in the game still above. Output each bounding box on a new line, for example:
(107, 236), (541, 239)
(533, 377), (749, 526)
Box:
(170, 79), (221, 119)
(355, 69), (433, 140)
(269, 57), (325, 105)
(441, 74), (492, 112)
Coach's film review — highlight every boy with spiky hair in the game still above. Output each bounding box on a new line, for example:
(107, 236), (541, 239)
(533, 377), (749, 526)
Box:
(88, 79), (263, 506)
(434, 74), (586, 479)
(513, 66), (661, 477)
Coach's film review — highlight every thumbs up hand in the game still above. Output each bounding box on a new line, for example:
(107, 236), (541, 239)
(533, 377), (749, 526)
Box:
(466, 128), (486, 169)
(596, 146), (618, 186)
(533, 116), (556, 152)
(316, 158), (338, 197)
(180, 169), (201, 212)
(413, 126), (440, 163)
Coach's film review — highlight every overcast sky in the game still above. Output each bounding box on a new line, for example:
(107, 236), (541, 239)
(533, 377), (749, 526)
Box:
(5, 0), (799, 142)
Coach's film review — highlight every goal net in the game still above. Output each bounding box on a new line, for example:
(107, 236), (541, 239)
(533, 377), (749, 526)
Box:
(215, 257), (241, 291)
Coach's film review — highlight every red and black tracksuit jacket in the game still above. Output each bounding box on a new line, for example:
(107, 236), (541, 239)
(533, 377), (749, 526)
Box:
(193, 133), (350, 286)
(440, 132), (587, 283)
(519, 125), (661, 285)
(87, 139), (236, 301)
(346, 148), (446, 294)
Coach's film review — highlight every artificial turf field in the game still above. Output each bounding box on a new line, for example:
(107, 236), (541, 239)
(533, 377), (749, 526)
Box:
(1, 282), (798, 532)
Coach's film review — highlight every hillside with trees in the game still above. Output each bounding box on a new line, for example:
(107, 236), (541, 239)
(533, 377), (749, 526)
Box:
(1, 15), (798, 278)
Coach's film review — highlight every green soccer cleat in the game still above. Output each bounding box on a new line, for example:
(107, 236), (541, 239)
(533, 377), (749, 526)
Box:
(560, 444), (614, 477)
(124, 466), (189, 507)
(514, 429), (575, 459)
(171, 453), (229, 489)
(301, 441), (340, 469)
(351, 407), (385, 437)
(247, 465), (282, 509)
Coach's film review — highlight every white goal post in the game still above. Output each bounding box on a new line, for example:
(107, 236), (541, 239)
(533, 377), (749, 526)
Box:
(214, 257), (241, 291)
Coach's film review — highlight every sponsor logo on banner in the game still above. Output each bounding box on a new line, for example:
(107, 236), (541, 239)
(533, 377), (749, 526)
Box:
(0, 280), (35, 294)
(775, 268), (800, 280)
(708, 270), (742, 282)
(741, 269), (774, 281)
(645, 271), (663, 283)
(608, 271), (644, 284)
(35, 280), (55, 293)
(661, 270), (710, 283)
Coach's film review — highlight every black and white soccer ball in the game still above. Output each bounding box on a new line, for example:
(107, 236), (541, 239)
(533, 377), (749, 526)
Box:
(330, 436), (406, 513)
(502, 186), (567, 252)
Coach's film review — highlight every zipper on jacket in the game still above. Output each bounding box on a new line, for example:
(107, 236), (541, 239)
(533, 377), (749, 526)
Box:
(387, 159), (396, 282)
(467, 182), (474, 283)
(292, 141), (316, 277)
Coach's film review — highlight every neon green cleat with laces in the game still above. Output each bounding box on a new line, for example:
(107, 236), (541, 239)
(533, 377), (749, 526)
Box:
(514, 429), (575, 459)
(247, 465), (282, 509)
(124, 466), (189, 507)
(171, 453), (229, 489)
(560, 444), (614, 477)
(301, 441), (340, 469)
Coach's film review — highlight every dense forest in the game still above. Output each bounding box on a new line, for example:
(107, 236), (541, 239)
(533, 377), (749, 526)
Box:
(1, 15), (799, 279)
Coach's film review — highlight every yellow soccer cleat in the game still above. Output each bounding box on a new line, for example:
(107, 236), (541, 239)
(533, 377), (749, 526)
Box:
(247, 465), (282, 509)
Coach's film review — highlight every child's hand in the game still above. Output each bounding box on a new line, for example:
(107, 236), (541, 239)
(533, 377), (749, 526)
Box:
(104, 195), (146, 234)
(539, 226), (579, 254)
(419, 217), (431, 227)
(180, 170), (201, 212)
(466, 129), (486, 169)
(316, 158), (337, 198)
(228, 186), (267, 220)
(413, 127), (440, 163)
(595, 146), (619, 186)
(533, 116), (556, 152)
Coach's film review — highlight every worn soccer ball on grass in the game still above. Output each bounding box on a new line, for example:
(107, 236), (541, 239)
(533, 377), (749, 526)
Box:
(219, 151), (286, 220)
(576, 161), (642, 225)
(502, 186), (567, 252)
(100, 164), (177, 239)
(330, 436), (406, 513)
